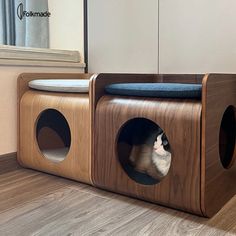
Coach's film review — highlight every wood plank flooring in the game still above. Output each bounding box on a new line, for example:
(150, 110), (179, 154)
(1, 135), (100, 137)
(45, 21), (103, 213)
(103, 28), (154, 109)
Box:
(0, 155), (236, 236)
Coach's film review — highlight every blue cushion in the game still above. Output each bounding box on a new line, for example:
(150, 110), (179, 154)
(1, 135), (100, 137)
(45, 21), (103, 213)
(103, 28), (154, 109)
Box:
(105, 83), (202, 99)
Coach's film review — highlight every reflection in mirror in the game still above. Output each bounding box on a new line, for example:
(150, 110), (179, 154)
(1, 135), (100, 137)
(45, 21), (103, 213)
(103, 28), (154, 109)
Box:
(0, 0), (83, 51)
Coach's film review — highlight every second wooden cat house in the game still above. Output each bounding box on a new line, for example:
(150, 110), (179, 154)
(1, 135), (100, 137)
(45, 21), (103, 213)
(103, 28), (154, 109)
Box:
(92, 73), (236, 217)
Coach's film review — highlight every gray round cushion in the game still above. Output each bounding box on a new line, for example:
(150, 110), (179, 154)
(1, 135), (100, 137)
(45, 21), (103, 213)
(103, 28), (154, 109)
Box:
(105, 83), (202, 99)
(29, 79), (89, 93)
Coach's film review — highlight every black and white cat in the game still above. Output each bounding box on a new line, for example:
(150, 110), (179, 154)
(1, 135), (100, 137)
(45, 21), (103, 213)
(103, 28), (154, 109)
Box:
(129, 132), (171, 180)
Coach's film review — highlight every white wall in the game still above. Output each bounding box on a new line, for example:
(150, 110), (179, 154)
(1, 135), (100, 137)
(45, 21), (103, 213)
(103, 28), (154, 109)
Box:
(48, 0), (84, 59)
(0, 64), (84, 155)
(88, 0), (158, 73)
(88, 0), (236, 74)
(159, 0), (236, 73)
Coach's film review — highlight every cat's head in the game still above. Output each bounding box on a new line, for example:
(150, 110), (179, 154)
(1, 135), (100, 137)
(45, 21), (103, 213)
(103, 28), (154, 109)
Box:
(153, 132), (170, 155)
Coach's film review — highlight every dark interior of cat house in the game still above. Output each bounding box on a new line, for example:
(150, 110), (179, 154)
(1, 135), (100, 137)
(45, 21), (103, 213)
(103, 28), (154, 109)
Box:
(36, 109), (71, 162)
(219, 105), (236, 169)
(117, 118), (172, 185)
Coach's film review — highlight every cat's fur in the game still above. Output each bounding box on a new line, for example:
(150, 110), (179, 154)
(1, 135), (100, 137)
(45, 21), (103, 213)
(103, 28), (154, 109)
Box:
(129, 132), (171, 180)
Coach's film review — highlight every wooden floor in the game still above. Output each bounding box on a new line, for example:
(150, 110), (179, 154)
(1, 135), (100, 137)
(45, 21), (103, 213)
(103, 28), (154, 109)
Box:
(0, 155), (236, 236)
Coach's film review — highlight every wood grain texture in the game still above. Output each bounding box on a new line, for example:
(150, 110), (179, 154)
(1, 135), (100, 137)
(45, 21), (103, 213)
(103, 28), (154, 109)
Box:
(17, 73), (236, 219)
(17, 73), (93, 164)
(158, 74), (204, 84)
(2, 151), (236, 235)
(92, 73), (236, 217)
(19, 90), (92, 184)
(90, 73), (205, 194)
(18, 73), (95, 184)
(201, 74), (236, 217)
(93, 95), (202, 216)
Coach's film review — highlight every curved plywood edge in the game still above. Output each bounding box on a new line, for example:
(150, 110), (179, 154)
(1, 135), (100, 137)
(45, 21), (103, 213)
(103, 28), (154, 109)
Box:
(201, 74), (236, 217)
(89, 74), (99, 186)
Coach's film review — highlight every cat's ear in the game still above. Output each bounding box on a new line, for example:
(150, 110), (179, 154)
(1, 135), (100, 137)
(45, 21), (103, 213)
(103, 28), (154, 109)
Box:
(156, 134), (162, 141)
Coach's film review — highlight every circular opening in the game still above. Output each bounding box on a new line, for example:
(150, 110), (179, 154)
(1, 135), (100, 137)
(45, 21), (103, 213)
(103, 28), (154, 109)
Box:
(219, 106), (236, 169)
(36, 109), (71, 162)
(117, 118), (172, 185)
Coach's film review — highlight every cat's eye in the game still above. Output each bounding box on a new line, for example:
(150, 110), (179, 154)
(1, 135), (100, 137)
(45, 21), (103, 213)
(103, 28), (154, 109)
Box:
(162, 140), (168, 146)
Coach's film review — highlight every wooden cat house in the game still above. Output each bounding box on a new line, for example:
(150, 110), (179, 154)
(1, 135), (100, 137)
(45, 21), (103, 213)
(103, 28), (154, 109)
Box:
(18, 73), (95, 184)
(92, 73), (236, 217)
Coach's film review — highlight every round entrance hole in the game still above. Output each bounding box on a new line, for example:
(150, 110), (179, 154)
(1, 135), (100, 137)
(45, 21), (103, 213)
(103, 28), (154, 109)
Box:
(219, 106), (236, 169)
(36, 109), (71, 162)
(117, 118), (172, 185)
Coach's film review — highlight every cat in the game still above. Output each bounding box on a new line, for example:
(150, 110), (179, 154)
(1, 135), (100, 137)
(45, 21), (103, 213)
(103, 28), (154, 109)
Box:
(151, 133), (171, 178)
(129, 132), (171, 180)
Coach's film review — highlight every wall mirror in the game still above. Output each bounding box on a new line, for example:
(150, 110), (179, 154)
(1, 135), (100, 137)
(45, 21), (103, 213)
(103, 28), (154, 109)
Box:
(0, 0), (85, 63)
